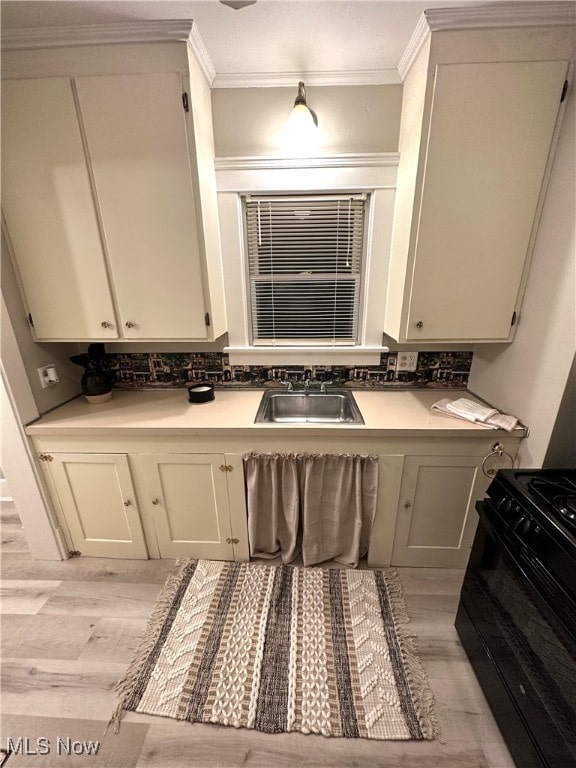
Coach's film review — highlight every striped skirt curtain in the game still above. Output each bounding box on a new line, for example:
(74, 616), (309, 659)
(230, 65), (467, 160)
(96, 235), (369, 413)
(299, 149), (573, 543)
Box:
(243, 453), (378, 568)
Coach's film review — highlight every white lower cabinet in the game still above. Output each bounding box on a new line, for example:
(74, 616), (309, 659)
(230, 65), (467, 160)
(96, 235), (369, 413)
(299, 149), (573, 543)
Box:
(46, 453), (148, 559)
(391, 456), (489, 568)
(40, 451), (248, 562)
(35, 436), (519, 567)
(138, 454), (247, 561)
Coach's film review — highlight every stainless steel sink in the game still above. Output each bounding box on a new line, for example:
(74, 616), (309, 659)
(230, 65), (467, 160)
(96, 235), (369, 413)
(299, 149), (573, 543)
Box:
(255, 389), (364, 424)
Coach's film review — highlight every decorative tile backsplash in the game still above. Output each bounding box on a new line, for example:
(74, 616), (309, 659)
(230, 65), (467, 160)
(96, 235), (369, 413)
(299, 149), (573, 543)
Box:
(106, 351), (473, 390)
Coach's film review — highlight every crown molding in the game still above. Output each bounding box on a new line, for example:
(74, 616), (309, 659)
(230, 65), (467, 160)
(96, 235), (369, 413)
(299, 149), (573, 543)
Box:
(1, 20), (197, 50)
(187, 21), (216, 85)
(215, 153), (400, 171)
(398, 13), (430, 82)
(1, 24), (398, 89)
(399, 3), (576, 81)
(213, 69), (401, 88)
(425, 3), (576, 32)
(1, 20), (217, 86)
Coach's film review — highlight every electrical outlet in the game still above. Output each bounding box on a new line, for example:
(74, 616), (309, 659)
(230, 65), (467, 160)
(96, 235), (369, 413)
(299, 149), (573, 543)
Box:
(38, 364), (59, 388)
(397, 352), (418, 372)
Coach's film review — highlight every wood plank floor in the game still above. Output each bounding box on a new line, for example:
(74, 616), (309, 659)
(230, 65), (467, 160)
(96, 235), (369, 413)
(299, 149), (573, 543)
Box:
(0, 500), (516, 767)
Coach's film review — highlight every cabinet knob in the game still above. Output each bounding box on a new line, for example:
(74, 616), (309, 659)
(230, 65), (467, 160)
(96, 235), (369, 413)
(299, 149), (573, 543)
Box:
(152, 498), (160, 505)
(403, 501), (412, 509)
(125, 321), (135, 329)
(415, 321), (424, 329)
(101, 321), (112, 329)
(124, 500), (132, 507)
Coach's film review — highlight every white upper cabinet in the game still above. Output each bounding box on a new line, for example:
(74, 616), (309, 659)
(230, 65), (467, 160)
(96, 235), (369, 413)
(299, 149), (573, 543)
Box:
(75, 73), (207, 340)
(1, 78), (119, 340)
(1, 23), (226, 342)
(385, 10), (574, 343)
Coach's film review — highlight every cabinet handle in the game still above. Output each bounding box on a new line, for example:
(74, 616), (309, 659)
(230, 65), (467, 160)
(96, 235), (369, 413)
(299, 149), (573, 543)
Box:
(124, 500), (132, 506)
(415, 321), (424, 329)
(101, 321), (112, 329)
(125, 321), (135, 329)
(152, 498), (160, 505)
(403, 501), (412, 509)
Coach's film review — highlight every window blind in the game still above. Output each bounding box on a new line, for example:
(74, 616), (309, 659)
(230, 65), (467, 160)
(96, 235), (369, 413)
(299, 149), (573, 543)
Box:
(245, 194), (366, 345)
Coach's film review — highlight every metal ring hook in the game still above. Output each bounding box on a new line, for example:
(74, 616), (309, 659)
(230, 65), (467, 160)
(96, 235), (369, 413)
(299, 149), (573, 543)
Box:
(482, 442), (514, 479)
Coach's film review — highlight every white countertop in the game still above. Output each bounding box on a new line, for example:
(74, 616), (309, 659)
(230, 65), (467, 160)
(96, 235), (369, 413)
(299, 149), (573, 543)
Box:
(26, 389), (527, 439)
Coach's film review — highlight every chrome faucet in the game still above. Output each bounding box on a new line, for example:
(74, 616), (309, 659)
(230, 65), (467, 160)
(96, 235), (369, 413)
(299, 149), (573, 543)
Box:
(304, 379), (311, 392)
(282, 380), (293, 392)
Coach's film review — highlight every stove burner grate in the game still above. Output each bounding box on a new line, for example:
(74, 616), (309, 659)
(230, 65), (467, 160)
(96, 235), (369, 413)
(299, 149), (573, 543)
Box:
(528, 476), (576, 533)
(555, 497), (576, 530)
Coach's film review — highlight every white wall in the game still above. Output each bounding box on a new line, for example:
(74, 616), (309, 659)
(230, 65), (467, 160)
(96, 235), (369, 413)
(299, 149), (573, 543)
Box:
(1, 367), (66, 560)
(544, 353), (576, 468)
(1, 234), (82, 416)
(212, 85), (402, 156)
(1, 289), (67, 559)
(468, 84), (576, 468)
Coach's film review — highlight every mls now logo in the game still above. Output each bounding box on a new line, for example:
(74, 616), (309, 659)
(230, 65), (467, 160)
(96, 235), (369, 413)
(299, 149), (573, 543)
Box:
(5, 738), (50, 756)
(6, 737), (100, 756)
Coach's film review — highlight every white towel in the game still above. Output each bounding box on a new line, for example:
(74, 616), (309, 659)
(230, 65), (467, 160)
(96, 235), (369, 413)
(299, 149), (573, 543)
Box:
(432, 397), (519, 432)
(445, 398), (498, 422)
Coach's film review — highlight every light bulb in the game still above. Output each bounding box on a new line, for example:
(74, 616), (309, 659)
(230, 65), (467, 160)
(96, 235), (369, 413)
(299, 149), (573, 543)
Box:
(283, 104), (319, 155)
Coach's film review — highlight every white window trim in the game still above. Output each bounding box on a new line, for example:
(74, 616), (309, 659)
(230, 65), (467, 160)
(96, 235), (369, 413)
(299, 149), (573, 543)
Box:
(216, 154), (398, 365)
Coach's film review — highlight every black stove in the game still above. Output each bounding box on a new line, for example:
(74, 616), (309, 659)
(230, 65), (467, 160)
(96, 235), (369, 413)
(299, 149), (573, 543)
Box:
(456, 468), (576, 768)
(489, 469), (576, 538)
(482, 469), (576, 607)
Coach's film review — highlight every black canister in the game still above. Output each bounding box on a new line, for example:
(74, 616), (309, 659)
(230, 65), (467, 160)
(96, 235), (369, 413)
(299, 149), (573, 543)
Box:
(187, 382), (215, 403)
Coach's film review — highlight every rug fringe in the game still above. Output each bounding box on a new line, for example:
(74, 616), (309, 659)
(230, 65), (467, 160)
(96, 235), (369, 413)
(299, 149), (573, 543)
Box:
(383, 568), (441, 741)
(105, 699), (125, 736)
(380, 567), (411, 625)
(108, 558), (194, 734)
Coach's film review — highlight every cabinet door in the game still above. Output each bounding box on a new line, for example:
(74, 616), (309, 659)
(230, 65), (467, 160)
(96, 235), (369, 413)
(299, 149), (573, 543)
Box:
(391, 456), (488, 568)
(75, 74), (208, 340)
(140, 454), (237, 559)
(48, 454), (147, 558)
(406, 60), (568, 341)
(1, 78), (118, 340)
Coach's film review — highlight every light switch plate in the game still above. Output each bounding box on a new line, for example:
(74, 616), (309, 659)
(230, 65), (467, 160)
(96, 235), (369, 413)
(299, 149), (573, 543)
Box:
(397, 352), (418, 372)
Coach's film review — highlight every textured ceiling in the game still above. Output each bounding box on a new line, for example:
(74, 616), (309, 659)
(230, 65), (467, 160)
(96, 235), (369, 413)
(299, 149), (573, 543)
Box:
(0, 0), (484, 78)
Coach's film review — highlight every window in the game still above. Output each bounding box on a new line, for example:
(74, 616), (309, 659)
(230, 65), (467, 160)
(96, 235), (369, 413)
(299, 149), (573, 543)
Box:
(244, 194), (367, 346)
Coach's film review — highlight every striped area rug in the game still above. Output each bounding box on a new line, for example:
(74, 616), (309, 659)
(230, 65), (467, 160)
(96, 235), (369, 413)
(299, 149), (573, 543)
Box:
(112, 560), (438, 741)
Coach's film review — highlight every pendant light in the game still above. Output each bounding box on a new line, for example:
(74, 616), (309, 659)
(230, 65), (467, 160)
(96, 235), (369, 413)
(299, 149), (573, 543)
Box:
(288, 81), (318, 129)
(219, 1), (256, 9)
